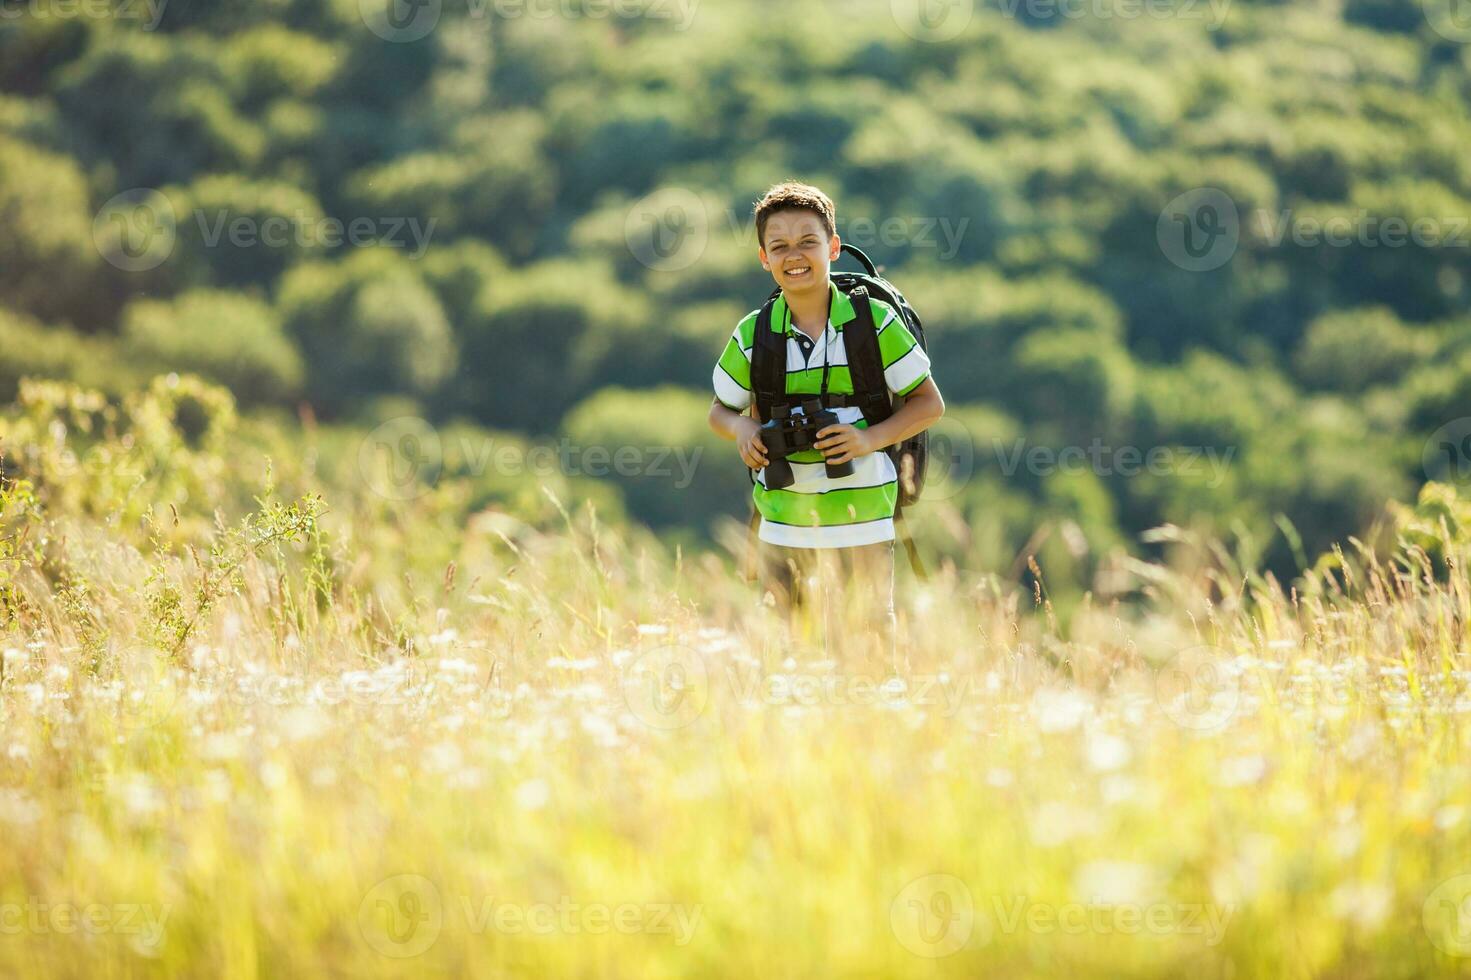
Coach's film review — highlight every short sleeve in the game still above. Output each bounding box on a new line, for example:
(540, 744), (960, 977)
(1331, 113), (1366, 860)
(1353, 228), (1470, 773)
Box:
(873, 300), (931, 397)
(713, 313), (756, 411)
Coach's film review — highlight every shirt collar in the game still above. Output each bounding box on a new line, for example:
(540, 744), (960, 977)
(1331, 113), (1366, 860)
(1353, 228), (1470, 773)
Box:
(770, 279), (857, 335)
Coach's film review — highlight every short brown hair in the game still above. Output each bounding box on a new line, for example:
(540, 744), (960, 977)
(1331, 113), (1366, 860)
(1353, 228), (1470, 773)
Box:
(753, 180), (836, 248)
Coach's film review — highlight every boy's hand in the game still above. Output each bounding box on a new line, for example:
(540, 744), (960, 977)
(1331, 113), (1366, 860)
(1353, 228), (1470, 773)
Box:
(737, 417), (769, 470)
(814, 424), (873, 465)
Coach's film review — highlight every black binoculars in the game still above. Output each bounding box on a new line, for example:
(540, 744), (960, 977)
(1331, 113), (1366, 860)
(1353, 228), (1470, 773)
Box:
(759, 399), (855, 490)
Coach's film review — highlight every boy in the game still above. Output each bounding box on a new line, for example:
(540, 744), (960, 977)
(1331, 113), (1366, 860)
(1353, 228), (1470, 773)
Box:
(707, 181), (945, 663)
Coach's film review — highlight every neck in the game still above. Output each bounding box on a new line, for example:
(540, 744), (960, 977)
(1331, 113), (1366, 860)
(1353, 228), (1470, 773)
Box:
(783, 279), (830, 337)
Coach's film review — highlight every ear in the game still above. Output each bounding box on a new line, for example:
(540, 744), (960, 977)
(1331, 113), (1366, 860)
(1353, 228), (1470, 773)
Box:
(828, 234), (841, 261)
(758, 245), (771, 270)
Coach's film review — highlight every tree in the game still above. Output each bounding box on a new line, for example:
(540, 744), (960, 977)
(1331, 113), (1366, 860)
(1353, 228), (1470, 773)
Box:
(278, 250), (456, 413)
(121, 290), (305, 405)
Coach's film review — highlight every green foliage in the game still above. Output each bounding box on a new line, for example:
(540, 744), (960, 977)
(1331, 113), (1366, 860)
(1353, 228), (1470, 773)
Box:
(7, 1), (1471, 589)
(54, 31), (265, 187)
(561, 386), (743, 531)
(121, 290), (305, 405)
(1009, 329), (1136, 432)
(1294, 306), (1434, 392)
(0, 374), (243, 529)
(1386, 480), (1471, 577)
(279, 250), (457, 412)
(0, 136), (100, 326)
(143, 489), (325, 659)
(0, 468), (40, 627)
(345, 112), (554, 257)
(1401, 348), (1471, 435)
(447, 258), (649, 429)
(170, 175), (328, 288)
(221, 25), (341, 109)
(0, 307), (133, 403)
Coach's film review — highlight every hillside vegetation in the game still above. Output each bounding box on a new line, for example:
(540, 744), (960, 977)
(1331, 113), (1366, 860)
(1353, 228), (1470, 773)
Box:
(5, 0), (1471, 596)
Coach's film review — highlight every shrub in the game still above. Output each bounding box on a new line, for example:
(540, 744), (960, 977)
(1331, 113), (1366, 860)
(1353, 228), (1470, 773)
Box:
(121, 290), (305, 405)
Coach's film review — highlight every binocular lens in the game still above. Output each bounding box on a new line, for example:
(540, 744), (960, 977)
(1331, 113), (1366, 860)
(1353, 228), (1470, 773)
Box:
(764, 458), (795, 490)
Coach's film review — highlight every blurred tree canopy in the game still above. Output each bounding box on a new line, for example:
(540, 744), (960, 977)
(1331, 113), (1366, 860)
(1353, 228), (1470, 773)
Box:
(2, 0), (1467, 589)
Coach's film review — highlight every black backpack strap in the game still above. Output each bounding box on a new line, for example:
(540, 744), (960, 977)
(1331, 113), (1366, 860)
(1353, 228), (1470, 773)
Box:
(742, 500), (762, 583)
(840, 286), (894, 426)
(751, 294), (785, 425)
(895, 508), (927, 580)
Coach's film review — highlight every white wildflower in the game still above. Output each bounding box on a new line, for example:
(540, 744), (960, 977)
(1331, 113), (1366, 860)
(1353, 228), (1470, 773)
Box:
(515, 778), (550, 811)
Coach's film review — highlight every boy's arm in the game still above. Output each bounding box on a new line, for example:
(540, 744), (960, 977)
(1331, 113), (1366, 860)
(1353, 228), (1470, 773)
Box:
(816, 300), (943, 464)
(708, 398), (751, 440)
(862, 377), (944, 451)
(815, 377), (944, 465)
(709, 399), (769, 470)
(709, 317), (769, 469)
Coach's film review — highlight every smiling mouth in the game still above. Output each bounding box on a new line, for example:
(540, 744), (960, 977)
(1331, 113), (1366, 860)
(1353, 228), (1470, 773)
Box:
(784, 266), (811, 278)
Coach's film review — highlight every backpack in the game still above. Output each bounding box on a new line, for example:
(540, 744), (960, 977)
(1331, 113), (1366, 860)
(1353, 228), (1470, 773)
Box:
(746, 243), (930, 577)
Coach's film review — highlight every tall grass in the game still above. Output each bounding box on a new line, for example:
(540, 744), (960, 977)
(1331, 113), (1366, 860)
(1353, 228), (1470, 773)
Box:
(1, 376), (1469, 978)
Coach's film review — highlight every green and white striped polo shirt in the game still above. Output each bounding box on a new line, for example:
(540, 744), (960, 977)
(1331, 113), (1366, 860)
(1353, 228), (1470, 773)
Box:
(713, 279), (932, 549)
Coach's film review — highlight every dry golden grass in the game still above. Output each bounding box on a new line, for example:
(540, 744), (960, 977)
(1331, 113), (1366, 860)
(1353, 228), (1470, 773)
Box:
(2, 376), (1470, 978)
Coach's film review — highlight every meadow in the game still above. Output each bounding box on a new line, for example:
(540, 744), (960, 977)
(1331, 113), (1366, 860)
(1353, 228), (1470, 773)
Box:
(8, 1), (1471, 975)
(2, 374), (1470, 978)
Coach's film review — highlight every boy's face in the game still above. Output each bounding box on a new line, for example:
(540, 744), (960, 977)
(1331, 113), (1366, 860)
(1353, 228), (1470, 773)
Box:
(759, 208), (841, 297)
